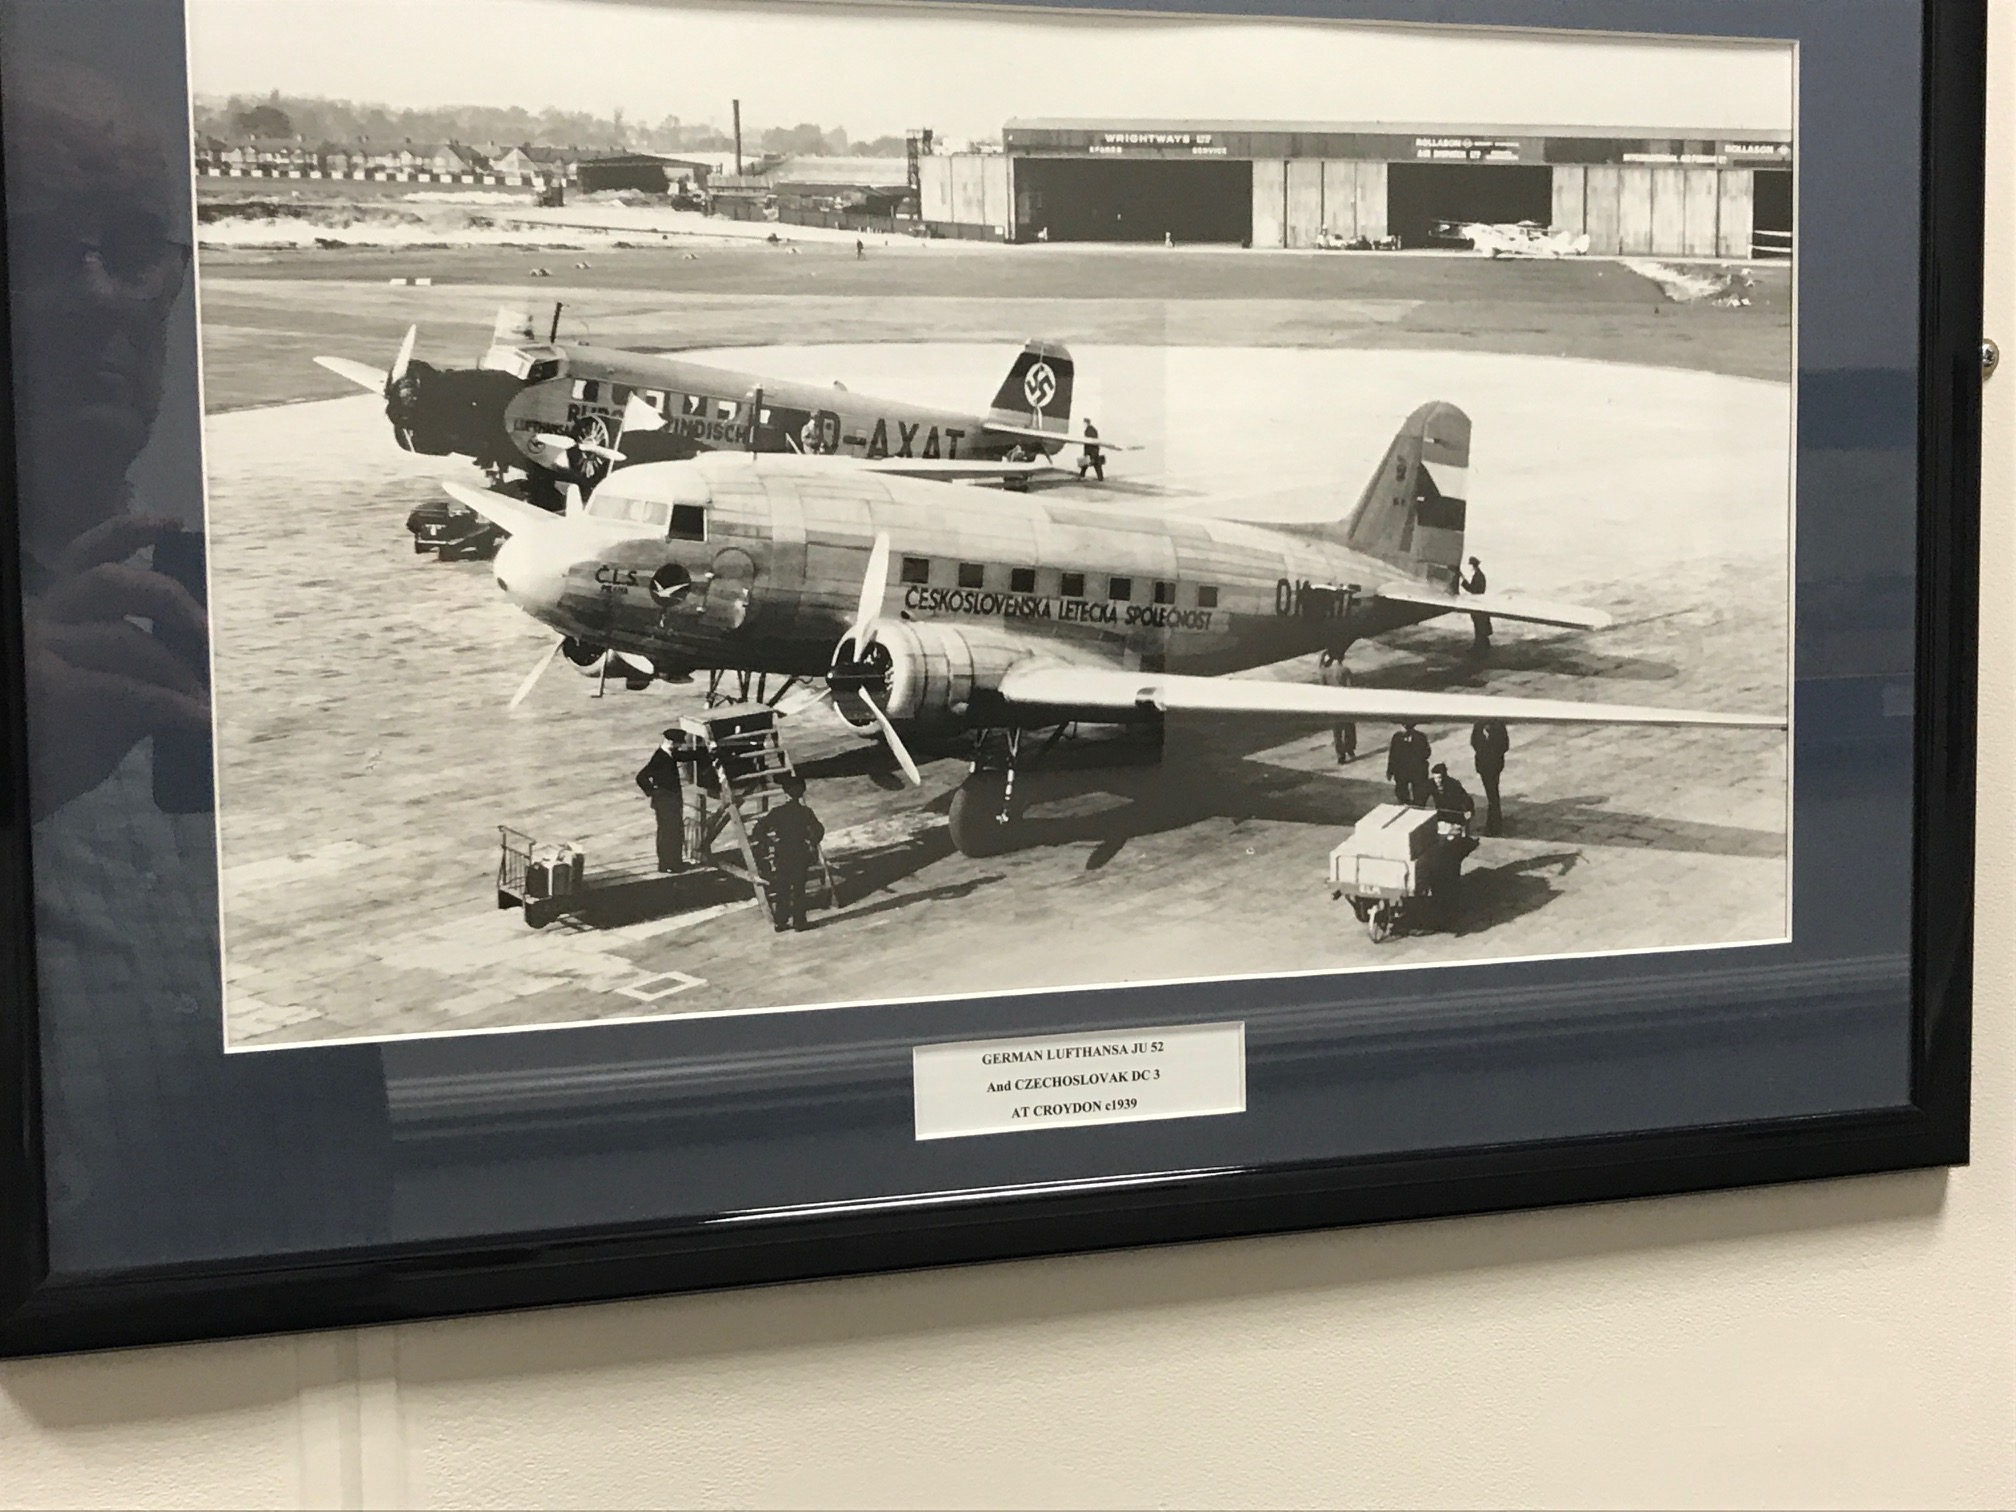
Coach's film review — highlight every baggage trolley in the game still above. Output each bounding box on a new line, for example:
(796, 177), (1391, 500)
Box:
(1329, 804), (1477, 943)
(497, 825), (585, 929)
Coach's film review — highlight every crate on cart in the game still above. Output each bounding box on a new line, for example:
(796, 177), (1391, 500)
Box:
(1329, 804), (1475, 943)
(497, 825), (586, 928)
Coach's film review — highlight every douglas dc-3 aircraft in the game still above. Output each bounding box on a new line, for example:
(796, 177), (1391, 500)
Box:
(317, 309), (1119, 507)
(442, 399), (1783, 856)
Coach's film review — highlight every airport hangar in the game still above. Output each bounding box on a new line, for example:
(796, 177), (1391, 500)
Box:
(916, 120), (1792, 257)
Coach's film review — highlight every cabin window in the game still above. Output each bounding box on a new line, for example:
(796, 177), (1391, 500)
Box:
(572, 379), (600, 403)
(1060, 572), (1086, 598)
(1153, 580), (1174, 605)
(715, 399), (740, 421)
(668, 505), (706, 541)
(1109, 576), (1133, 602)
(526, 359), (561, 385)
(587, 491), (669, 528)
(957, 562), (986, 589)
(1197, 585), (1220, 609)
(1009, 568), (1037, 594)
(900, 556), (931, 585)
(682, 393), (706, 416)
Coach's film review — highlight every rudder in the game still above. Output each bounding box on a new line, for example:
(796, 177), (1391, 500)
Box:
(1339, 401), (1471, 584)
(987, 340), (1074, 436)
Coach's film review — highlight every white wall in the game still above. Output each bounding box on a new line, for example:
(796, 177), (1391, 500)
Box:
(4, 16), (2014, 1511)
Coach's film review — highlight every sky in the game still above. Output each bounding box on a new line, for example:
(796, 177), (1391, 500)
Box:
(186, 0), (1794, 145)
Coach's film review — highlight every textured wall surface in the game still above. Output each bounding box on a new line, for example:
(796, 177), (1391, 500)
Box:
(4, 10), (2014, 1509)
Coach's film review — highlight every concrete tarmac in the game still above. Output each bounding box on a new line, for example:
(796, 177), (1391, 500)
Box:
(201, 342), (1788, 1048)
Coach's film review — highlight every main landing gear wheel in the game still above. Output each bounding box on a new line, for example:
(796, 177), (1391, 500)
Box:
(949, 771), (1018, 858)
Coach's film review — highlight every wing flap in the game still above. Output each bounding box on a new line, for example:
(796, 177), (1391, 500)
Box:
(1376, 581), (1613, 631)
(996, 665), (1782, 730)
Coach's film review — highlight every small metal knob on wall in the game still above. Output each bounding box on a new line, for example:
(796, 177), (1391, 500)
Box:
(1985, 339), (2001, 380)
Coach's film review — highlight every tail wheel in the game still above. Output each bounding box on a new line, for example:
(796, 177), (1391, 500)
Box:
(949, 771), (1017, 858)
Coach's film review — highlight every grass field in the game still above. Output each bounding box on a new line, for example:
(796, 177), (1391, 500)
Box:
(194, 238), (1792, 413)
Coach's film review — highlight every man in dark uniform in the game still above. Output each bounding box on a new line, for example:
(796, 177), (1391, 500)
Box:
(1077, 419), (1105, 481)
(1322, 651), (1356, 763)
(1387, 722), (1432, 806)
(635, 729), (686, 872)
(1429, 763), (1475, 830)
(751, 773), (826, 932)
(1471, 720), (1510, 835)
(1461, 555), (1492, 655)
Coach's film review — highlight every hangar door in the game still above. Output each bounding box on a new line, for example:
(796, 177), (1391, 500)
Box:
(1014, 158), (1252, 243)
(1385, 162), (1553, 248)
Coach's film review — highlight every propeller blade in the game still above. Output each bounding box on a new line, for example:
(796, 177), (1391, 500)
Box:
(509, 638), (563, 710)
(850, 531), (891, 649)
(389, 325), (418, 388)
(861, 693), (922, 787)
(564, 483), (584, 517)
(534, 433), (578, 454)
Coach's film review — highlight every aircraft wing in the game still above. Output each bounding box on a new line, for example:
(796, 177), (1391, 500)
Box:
(995, 665), (1782, 730)
(1375, 582), (1613, 631)
(315, 355), (389, 394)
(441, 480), (563, 538)
(981, 421), (1136, 452)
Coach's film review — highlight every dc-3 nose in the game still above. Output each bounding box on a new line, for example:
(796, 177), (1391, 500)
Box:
(493, 527), (569, 622)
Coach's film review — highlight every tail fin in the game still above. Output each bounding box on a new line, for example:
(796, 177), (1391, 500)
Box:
(987, 340), (1074, 435)
(1339, 401), (1471, 585)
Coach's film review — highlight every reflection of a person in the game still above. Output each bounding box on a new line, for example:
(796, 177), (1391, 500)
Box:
(10, 61), (204, 817)
(6, 45), (389, 1272)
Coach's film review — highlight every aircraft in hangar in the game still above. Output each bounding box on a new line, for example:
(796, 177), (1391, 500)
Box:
(316, 308), (1123, 510)
(440, 399), (1783, 857)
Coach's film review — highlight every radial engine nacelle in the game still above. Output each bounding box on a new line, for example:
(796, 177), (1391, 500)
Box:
(827, 619), (1032, 732)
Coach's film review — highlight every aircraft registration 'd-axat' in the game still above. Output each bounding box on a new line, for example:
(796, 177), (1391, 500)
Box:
(316, 308), (1124, 506)
(442, 399), (1785, 857)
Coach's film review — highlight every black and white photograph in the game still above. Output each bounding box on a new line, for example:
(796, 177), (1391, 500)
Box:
(185, 0), (1796, 1049)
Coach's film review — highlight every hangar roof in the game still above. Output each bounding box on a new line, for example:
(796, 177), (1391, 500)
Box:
(1004, 118), (1792, 141)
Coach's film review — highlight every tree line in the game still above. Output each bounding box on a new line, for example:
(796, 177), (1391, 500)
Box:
(194, 91), (909, 158)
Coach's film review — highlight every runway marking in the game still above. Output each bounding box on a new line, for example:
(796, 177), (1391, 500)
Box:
(615, 970), (707, 1004)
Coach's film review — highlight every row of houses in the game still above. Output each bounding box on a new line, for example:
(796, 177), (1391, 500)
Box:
(192, 137), (720, 190)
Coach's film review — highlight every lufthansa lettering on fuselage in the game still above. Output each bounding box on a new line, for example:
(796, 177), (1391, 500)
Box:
(902, 583), (1214, 632)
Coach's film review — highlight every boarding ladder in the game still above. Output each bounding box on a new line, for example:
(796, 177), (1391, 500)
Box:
(676, 709), (837, 914)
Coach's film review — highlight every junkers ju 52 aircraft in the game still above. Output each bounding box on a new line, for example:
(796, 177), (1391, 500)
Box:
(441, 399), (1783, 857)
(317, 307), (1119, 521)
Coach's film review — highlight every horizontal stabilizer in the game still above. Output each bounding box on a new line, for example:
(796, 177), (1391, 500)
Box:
(314, 355), (388, 394)
(442, 481), (563, 540)
(1376, 582), (1613, 631)
(858, 457), (1051, 481)
(982, 421), (1135, 453)
(996, 664), (1781, 730)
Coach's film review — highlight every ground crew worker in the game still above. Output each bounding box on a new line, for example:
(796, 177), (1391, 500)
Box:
(855, 238), (865, 259)
(751, 773), (826, 932)
(1322, 651), (1357, 763)
(1461, 555), (1492, 655)
(1077, 419), (1106, 481)
(1387, 722), (1431, 806)
(635, 729), (686, 872)
(1429, 762), (1475, 830)
(1471, 719), (1510, 835)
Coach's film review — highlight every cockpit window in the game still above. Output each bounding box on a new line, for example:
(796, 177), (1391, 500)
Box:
(526, 359), (561, 384)
(669, 504), (706, 541)
(585, 491), (671, 528)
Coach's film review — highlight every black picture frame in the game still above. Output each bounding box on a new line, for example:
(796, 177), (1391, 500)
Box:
(0, 0), (1983, 1357)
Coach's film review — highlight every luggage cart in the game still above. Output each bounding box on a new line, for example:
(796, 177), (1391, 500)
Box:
(497, 825), (586, 929)
(1329, 804), (1476, 943)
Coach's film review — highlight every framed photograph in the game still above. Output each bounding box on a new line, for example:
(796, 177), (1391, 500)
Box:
(0, 0), (1981, 1354)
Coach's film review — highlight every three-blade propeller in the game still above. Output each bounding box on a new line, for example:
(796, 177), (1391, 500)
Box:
(837, 532), (921, 787)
